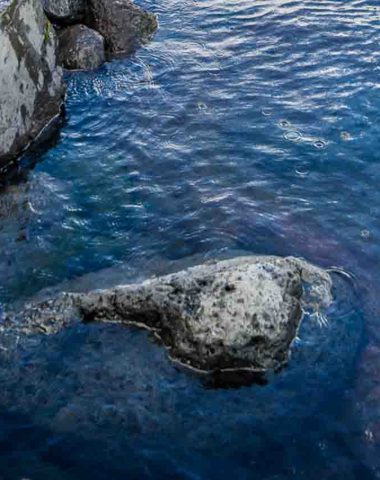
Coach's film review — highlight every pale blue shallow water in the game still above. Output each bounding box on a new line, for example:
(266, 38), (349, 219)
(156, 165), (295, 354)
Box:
(1, 0), (380, 478)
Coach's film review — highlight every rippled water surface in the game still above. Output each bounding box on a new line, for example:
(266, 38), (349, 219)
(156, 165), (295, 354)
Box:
(1, 0), (380, 478)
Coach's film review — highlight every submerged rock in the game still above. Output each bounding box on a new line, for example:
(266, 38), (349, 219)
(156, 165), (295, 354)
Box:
(57, 24), (105, 70)
(86, 0), (157, 55)
(42, 0), (85, 24)
(9, 256), (332, 380)
(0, 0), (65, 172)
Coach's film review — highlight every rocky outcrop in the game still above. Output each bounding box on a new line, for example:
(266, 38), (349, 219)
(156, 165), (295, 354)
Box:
(0, 0), (65, 172)
(86, 0), (157, 55)
(57, 24), (105, 70)
(42, 0), (85, 24)
(0, 0), (157, 172)
(46, 0), (158, 71)
(8, 256), (332, 381)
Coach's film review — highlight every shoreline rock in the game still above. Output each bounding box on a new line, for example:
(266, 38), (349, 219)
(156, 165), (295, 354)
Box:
(0, 0), (65, 172)
(7, 256), (332, 383)
(86, 0), (157, 55)
(52, 0), (158, 71)
(0, 0), (157, 173)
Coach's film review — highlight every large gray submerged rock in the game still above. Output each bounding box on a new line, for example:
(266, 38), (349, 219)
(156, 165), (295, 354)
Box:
(86, 0), (157, 54)
(0, 0), (65, 172)
(57, 24), (105, 70)
(42, 0), (85, 24)
(8, 256), (332, 377)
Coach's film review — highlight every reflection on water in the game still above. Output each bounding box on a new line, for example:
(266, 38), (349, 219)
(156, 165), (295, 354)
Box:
(1, 0), (380, 477)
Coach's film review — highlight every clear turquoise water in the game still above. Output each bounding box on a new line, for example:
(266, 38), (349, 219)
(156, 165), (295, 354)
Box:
(0, 0), (380, 477)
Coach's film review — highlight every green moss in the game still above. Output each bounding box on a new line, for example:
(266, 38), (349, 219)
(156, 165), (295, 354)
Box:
(43, 18), (50, 44)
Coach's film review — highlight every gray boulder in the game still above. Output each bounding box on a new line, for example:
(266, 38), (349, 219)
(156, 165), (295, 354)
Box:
(58, 24), (105, 70)
(42, 0), (85, 24)
(86, 0), (157, 54)
(0, 0), (65, 172)
(9, 256), (332, 379)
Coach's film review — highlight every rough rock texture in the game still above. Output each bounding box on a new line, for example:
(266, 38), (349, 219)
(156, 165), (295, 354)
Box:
(0, 0), (65, 172)
(42, 0), (85, 24)
(58, 24), (105, 70)
(8, 256), (332, 376)
(86, 0), (157, 54)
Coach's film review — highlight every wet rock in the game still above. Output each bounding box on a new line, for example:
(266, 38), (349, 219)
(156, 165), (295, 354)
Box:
(58, 24), (105, 70)
(42, 0), (85, 24)
(86, 0), (157, 55)
(0, 0), (65, 172)
(9, 256), (332, 378)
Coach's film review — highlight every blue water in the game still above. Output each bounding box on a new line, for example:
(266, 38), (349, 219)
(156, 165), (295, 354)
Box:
(1, 0), (380, 477)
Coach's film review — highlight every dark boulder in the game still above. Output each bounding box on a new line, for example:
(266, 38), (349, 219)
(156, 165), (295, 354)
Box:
(42, 0), (86, 24)
(86, 0), (157, 55)
(58, 24), (105, 70)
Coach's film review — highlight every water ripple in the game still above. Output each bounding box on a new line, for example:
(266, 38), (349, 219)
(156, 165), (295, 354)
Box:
(1, 0), (380, 476)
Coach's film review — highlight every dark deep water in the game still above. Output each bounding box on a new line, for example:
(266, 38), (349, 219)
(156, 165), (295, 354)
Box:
(1, 0), (380, 478)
